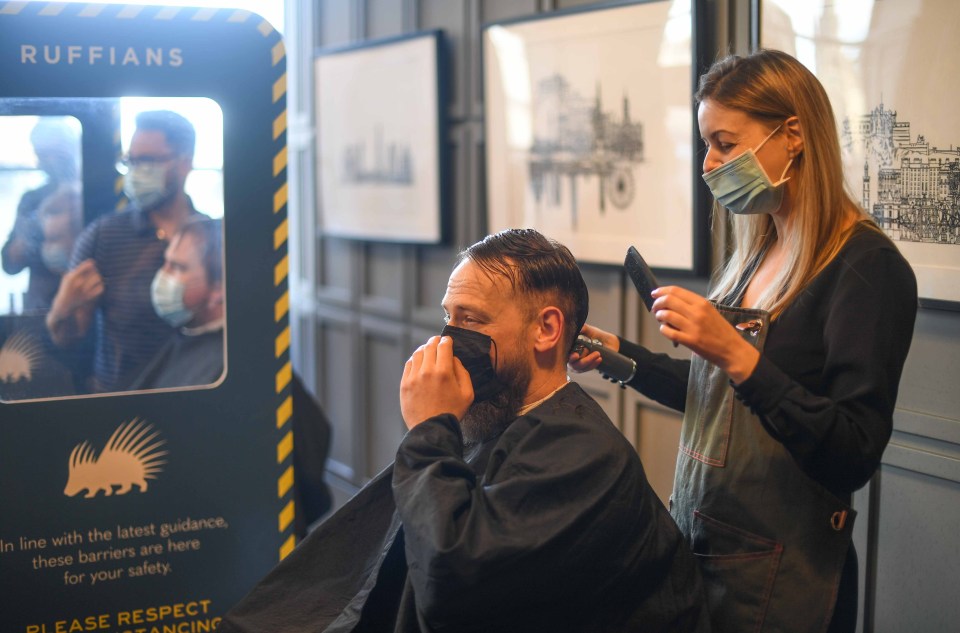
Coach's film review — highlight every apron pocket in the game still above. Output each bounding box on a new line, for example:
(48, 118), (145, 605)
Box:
(692, 510), (782, 633)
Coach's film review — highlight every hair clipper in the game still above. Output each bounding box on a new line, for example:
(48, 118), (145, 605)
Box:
(574, 335), (637, 387)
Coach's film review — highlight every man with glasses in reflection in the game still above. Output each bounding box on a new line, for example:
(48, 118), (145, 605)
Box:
(46, 110), (205, 394)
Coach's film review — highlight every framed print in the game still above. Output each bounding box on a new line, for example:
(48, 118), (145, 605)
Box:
(758, 0), (960, 309)
(483, 0), (709, 273)
(315, 31), (446, 244)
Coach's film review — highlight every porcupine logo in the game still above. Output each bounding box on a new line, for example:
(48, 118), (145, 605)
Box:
(64, 419), (167, 499)
(0, 331), (43, 383)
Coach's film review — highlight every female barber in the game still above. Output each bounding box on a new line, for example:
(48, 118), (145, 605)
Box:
(571, 49), (917, 633)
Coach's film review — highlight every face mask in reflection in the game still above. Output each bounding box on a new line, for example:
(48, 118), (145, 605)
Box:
(702, 124), (793, 215)
(440, 324), (506, 402)
(41, 243), (71, 273)
(151, 269), (193, 327)
(124, 164), (171, 211)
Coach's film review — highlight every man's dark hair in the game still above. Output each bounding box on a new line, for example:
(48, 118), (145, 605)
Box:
(135, 110), (196, 157)
(459, 228), (588, 352)
(178, 217), (223, 285)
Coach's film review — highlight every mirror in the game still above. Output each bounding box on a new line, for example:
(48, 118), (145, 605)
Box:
(0, 98), (226, 401)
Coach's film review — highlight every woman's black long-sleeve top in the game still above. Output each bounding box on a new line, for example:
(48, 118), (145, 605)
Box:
(618, 225), (918, 498)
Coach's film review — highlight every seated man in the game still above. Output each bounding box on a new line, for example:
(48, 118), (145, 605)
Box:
(130, 217), (224, 390)
(221, 229), (708, 632)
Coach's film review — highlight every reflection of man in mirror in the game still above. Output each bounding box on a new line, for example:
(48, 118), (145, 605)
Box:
(0, 185), (85, 401)
(1, 117), (80, 312)
(46, 110), (205, 393)
(38, 183), (83, 276)
(130, 218), (223, 390)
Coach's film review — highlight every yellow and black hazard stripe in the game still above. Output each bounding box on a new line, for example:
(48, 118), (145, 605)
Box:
(266, 24), (294, 563)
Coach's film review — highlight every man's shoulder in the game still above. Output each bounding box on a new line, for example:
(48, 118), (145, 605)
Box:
(18, 183), (58, 212)
(71, 210), (157, 269)
(93, 209), (141, 229)
(79, 210), (140, 242)
(540, 382), (612, 424)
(513, 382), (634, 453)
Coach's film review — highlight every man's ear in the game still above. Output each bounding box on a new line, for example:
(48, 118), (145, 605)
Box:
(175, 155), (194, 181)
(532, 306), (565, 353)
(207, 281), (225, 310)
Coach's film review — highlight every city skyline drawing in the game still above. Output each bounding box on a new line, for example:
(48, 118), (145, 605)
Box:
(341, 125), (414, 187)
(527, 74), (644, 230)
(845, 101), (960, 245)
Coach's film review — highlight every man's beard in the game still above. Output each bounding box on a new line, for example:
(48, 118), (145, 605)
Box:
(460, 353), (531, 446)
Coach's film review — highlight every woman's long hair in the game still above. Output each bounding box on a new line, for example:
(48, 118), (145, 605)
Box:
(698, 49), (874, 318)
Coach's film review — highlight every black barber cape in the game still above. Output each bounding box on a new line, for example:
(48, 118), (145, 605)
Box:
(220, 383), (708, 633)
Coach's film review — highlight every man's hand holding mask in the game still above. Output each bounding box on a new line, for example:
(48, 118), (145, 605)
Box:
(400, 335), (474, 429)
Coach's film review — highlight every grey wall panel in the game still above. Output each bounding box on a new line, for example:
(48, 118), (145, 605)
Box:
(556, 0), (602, 9)
(580, 263), (621, 332)
(418, 0), (469, 119)
(464, 120), (487, 245)
(317, 237), (356, 305)
(479, 0), (539, 23)
(317, 310), (359, 483)
(872, 464), (960, 632)
(365, 0), (406, 39)
(895, 408), (960, 446)
(361, 318), (408, 479)
(318, 0), (355, 48)
(293, 151), (315, 282)
(444, 122), (484, 249)
(360, 242), (408, 318)
(885, 434), (960, 485)
(897, 308), (960, 423)
(290, 1), (317, 115)
(449, 122), (473, 247)
(413, 246), (457, 328)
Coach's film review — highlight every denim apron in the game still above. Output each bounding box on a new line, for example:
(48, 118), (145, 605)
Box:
(670, 304), (855, 633)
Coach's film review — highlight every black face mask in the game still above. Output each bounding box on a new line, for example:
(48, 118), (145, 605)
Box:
(441, 325), (507, 402)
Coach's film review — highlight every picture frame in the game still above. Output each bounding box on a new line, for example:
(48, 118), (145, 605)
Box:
(756, 0), (960, 310)
(314, 31), (447, 244)
(483, 0), (710, 274)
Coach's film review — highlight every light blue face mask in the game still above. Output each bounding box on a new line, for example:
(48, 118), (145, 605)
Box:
(41, 243), (71, 273)
(702, 124), (793, 215)
(124, 163), (172, 211)
(151, 269), (194, 327)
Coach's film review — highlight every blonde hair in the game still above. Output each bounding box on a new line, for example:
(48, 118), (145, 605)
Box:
(698, 49), (874, 319)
